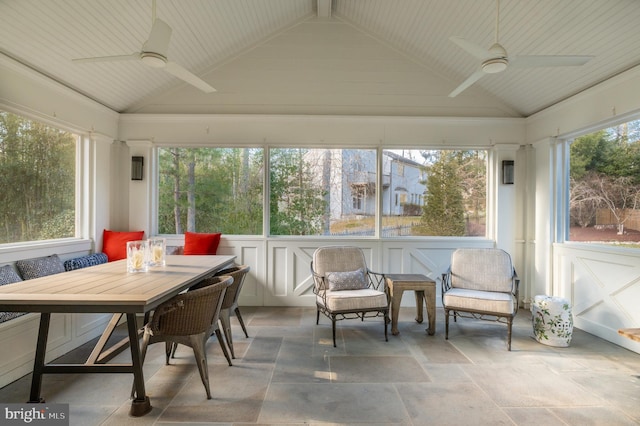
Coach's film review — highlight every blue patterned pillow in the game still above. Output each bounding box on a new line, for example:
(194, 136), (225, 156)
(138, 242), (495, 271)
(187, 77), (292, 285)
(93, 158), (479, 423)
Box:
(16, 254), (65, 280)
(0, 311), (27, 323)
(0, 264), (22, 285)
(326, 268), (367, 291)
(0, 265), (27, 323)
(64, 253), (108, 271)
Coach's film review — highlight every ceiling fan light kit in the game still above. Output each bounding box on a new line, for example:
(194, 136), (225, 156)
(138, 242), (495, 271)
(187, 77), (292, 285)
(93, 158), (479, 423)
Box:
(140, 52), (166, 68)
(482, 58), (508, 74)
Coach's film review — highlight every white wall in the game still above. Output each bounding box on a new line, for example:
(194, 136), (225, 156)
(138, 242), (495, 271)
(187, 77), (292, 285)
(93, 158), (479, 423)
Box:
(524, 65), (640, 353)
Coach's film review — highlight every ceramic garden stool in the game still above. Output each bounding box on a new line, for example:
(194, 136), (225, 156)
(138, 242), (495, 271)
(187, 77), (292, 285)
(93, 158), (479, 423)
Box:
(532, 295), (574, 347)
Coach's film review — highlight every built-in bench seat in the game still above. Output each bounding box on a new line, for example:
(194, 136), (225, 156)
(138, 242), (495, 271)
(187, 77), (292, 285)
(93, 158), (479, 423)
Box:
(0, 252), (110, 387)
(0, 253), (108, 324)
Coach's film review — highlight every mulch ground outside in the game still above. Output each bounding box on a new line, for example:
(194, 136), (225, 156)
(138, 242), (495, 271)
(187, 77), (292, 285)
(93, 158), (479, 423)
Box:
(570, 226), (640, 243)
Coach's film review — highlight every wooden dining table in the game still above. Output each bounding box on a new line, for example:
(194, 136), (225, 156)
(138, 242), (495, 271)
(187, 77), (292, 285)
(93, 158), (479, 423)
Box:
(0, 254), (235, 417)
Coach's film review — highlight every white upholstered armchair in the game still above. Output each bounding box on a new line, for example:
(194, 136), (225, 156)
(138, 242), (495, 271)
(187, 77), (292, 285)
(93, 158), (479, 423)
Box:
(311, 246), (390, 347)
(441, 248), (519, 350)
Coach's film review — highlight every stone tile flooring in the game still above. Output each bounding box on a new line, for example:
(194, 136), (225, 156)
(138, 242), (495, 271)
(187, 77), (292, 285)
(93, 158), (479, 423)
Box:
(1, 306), (640, 425)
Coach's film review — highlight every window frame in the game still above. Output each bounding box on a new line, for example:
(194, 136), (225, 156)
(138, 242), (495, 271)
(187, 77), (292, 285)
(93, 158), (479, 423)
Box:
(153, 144), (493, 240)
(154, 145), (266, 236)
(0, 107), (88, 250)
(560, 112), (640, 249)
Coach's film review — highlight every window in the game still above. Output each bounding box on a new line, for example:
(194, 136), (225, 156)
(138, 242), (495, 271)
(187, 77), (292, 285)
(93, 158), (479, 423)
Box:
(157, 147), (487, 238)
(352, 189), (363, 210)
(157, 147), (263, 235)
(0, 110), (76, 244)
(269, 148), (376, 236)
(569, 119), (640, 247)
(382, 149), (487, 237)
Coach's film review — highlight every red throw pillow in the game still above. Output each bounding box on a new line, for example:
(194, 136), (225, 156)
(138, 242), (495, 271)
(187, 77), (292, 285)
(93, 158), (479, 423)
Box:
(102, 229), (145, 261)
(183, 232), (221, 255)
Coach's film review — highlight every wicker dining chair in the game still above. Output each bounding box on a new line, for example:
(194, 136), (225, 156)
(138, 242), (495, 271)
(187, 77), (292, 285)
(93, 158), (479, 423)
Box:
(213, 264), (250, 358)
(138, 275), (232, 399)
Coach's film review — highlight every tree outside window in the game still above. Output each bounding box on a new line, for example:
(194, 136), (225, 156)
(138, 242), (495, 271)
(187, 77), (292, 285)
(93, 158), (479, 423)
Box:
(157, 147), (263, 235)
(0, 111), (76, 244)
(569, 120), (640, 246)
(269, 148), (329, 236)
(385, 149), (486, 237)
(411, 150), (486, 237)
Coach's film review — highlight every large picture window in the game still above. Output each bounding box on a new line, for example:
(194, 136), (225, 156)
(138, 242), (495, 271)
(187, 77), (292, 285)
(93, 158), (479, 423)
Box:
(158, 147), (486, 238)
(0, 110), (76, 244)
(157, 147), (263, 235)
(569, 119), (640, 247)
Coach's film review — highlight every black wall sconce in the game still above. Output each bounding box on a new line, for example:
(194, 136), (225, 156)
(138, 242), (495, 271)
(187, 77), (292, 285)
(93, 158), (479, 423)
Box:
(502, 160), (514, 184)
(131, 156), (144, 181)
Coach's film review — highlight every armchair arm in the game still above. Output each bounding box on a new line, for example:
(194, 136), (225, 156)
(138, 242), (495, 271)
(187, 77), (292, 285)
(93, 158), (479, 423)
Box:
(512, 268), (520, 312)
(366, 269), (386, 291)
(441, 266), (452, 291)
(310, 262), (328, 305)
(441, 266), (452, 304)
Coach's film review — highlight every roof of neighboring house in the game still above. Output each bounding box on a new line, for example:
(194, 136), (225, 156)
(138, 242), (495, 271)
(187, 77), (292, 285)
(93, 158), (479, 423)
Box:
(383, 151), (424, 168)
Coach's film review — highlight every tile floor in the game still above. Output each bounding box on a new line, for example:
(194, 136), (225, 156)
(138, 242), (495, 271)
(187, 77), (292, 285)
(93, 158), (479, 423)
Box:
(1, 306), (640, 425)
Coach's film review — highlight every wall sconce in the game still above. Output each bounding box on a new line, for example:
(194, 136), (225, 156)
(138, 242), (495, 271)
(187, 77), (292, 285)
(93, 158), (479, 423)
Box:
(131, 156), (144, 181)
(502, 160), (514, 185)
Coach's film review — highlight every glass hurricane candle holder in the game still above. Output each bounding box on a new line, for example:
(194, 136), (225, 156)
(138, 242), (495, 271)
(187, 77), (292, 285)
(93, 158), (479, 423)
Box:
(148, 237), (166, 267)
(127, 240), (149, 273)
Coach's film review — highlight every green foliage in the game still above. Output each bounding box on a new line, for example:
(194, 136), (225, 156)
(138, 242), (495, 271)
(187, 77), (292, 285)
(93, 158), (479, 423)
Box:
(38, 210), (75, 240)
(157, 147), (330, 236)
(571, 127), (640, 181)
(570, 120), (640, 232)
(0, 111), (75, 244)
(570, 130), (611, 179)
(157, 147), (263, 235)
(269, 148), (328, 235)
(417, 151), (467, 236)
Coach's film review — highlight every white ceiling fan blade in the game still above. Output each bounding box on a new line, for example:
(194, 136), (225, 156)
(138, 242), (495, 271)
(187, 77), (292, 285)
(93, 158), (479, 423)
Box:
(510, 55), (593, 68)
(448, 70), (486, 98)
(450, 37), (493, 60)
(164, 61), (216, 93)
(72, 53), (139, 63)
(143, 18), (172, 56)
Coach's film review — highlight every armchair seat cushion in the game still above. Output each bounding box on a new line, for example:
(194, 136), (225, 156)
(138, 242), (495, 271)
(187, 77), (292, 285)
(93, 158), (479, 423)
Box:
(318, 288), (388, 312)
(443, 287), (516, 315)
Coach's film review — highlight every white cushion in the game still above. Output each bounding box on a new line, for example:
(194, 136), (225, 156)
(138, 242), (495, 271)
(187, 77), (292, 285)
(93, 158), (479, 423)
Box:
(443, 288), (515, 315)
(318, 288), (387, 312)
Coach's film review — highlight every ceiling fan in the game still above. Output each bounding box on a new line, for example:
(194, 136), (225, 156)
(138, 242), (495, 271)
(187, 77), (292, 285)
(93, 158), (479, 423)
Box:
(72, 0), (215, 93)
(448, 0), (592, 97)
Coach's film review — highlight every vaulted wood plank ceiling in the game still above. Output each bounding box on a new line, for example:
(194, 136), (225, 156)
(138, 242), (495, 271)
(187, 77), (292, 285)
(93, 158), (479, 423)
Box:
(1, 0), (639, 117)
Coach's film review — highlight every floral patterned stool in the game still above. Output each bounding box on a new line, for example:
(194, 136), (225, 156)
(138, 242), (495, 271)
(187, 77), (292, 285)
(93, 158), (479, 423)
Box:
(532, 295), (574, 347)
